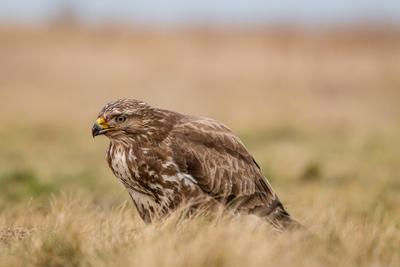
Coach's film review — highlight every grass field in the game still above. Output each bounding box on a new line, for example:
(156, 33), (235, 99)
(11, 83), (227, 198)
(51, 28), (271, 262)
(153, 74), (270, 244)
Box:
(0, 26), (399, 267)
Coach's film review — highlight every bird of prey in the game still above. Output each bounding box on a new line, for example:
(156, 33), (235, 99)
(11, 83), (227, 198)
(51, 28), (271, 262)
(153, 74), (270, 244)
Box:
(92, 99), (302, 230)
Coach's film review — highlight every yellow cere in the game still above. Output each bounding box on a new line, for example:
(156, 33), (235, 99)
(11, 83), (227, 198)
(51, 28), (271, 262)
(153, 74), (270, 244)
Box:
(96, 117), (109, 128)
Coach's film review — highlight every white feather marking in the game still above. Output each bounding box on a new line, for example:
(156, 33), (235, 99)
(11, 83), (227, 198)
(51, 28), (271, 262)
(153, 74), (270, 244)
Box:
(111, 148), (135, 179)
(128, 189), (157, 212)
(162, 173), (197, 187)
(160, 159), (197, 186)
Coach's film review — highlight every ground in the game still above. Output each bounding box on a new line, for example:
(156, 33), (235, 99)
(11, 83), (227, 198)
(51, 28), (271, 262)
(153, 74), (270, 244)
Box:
(0, 26), (399, 267)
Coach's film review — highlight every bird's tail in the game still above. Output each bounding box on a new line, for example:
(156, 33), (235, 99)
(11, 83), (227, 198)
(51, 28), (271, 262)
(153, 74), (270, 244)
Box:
(271, 214), (305, 231)
(264, 201), (305, 231)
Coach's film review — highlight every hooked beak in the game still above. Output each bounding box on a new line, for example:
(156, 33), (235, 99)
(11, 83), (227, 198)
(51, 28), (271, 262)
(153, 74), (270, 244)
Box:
(92, 117), (110, 138)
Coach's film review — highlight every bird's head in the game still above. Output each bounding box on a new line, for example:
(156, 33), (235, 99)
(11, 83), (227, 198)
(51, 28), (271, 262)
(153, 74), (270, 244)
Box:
(92, 99), (171, 142)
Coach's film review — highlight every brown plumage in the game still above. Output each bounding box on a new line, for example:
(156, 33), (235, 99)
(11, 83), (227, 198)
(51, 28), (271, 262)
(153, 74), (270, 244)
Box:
(92, 99), (302, 230)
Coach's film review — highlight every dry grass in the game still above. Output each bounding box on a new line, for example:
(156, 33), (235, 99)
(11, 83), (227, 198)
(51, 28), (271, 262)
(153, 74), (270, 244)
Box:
(0, 191), (398, 267)
(0, 26), (399, 266)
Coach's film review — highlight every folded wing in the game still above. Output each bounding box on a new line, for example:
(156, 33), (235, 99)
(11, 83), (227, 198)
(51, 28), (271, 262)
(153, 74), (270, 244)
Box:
(170, 117), (294, 226)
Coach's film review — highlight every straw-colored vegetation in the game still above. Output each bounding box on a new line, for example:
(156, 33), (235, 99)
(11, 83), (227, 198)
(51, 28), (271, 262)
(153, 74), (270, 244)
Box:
(0, 26), (399, 267)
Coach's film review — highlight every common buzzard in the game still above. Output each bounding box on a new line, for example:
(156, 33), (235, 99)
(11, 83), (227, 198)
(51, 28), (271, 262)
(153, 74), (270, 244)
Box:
(92, 99), (302, 230)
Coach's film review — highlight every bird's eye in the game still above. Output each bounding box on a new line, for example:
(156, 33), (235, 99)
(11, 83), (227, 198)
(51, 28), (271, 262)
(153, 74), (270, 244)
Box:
(115, 115), (127, 123)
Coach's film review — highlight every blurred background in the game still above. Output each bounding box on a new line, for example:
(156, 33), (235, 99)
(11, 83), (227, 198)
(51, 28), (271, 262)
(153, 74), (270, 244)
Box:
(0, 0), (399, 215)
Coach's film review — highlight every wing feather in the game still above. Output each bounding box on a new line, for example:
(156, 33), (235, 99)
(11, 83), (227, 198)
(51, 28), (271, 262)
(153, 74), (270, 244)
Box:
(170, 116), (280, 214)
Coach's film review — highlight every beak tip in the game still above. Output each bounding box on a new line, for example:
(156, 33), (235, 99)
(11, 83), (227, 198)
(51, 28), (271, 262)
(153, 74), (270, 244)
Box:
(92, 124), (102, 138)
